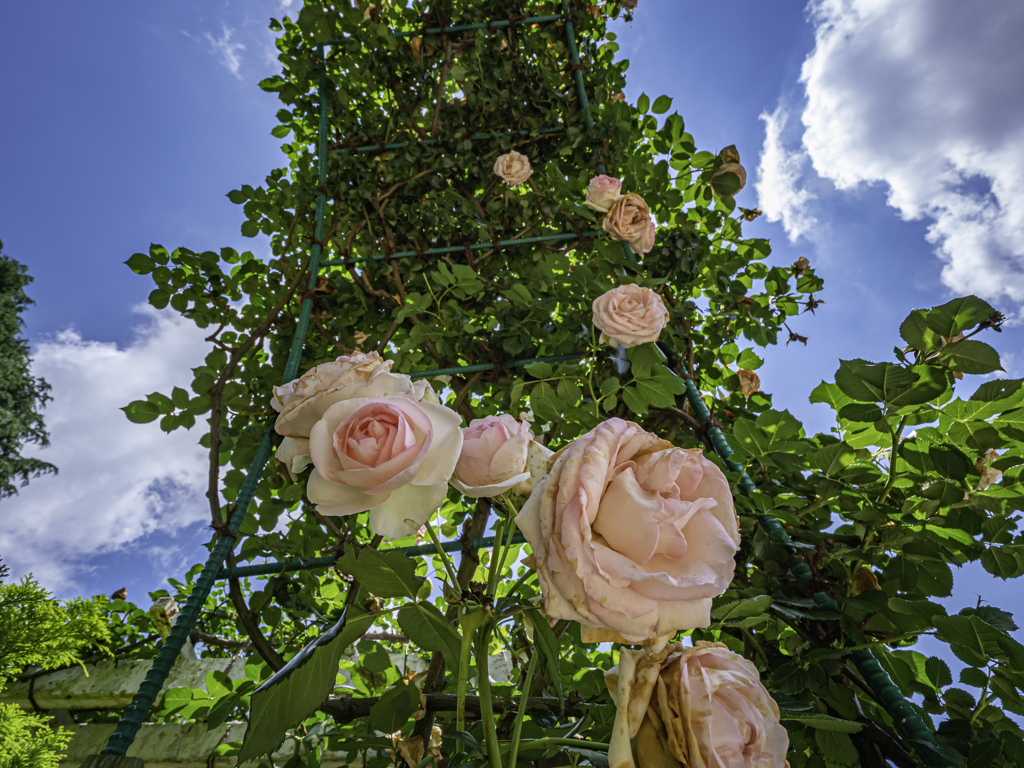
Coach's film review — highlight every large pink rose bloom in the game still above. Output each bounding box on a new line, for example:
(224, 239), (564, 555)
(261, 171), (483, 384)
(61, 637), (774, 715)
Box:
(515, 419), (739, 643)
(307, 396), (463, 539)
(593, 284), (669, 348)
(451, 415), (533, 498)
(603, 193), (653, 248)
(606, 642), (789, 768)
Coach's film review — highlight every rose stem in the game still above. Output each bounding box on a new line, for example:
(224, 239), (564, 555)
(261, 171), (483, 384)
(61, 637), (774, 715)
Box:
(423, 520), (460, 590)
(476, 625), (505, 768)
(507, 650), (540, 768)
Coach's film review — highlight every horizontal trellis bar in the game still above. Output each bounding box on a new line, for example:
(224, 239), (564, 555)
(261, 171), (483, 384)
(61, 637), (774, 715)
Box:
(333, 127), (565, 155)
(320, 229), (600, 265)
(409, 353), (586, 380)
(323, 14), (565, 45)
(219, 532), (528, 580)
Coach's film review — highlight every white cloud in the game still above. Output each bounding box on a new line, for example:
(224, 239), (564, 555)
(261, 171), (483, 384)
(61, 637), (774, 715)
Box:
(204, 25), (246, 80)
(756, 105), (818, 242)
(797, 0), (1024, 302)
(0, 307), (211, 593)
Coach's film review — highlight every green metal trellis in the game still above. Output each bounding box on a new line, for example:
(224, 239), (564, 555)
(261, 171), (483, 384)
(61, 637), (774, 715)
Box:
(99, 4), (951, 766)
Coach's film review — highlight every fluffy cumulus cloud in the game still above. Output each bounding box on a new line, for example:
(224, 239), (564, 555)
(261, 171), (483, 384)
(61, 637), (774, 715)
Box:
(760, 0), (1024, 302)
(756, 105), (818, 243)
(0, 307), (211, 593)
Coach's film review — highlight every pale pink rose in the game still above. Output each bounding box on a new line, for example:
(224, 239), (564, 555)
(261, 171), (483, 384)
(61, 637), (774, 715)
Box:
(584, 175), (623, 213)
(629, 220), (656, 256)
(493, 150), (532, 185)
(515, 419), (739, 643)
(274, 352), (439, 439)
(275, 437), (311, 482)
(592, 284), (669, 348)
(603, 193), (653, 251)
(605, 642), (789, 768)
(307, 395), (463, 538)
(451, 415), (534, 498)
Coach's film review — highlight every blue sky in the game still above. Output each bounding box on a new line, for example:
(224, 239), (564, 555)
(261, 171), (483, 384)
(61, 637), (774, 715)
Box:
(1, 0), (1022, 650)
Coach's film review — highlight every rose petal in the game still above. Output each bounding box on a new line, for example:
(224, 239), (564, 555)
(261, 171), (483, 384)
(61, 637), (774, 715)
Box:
(307, 468), (387, 517)
(367, 480), (449, 538)
(410, 401), (464, 486)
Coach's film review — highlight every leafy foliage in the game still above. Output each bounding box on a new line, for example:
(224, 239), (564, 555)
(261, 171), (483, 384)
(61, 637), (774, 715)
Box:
(100, 1), (1024, 767)
(0, 240), (56, 499)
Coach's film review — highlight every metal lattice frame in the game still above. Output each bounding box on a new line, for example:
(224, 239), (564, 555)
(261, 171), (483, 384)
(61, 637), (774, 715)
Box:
(100, 4), (950, 765)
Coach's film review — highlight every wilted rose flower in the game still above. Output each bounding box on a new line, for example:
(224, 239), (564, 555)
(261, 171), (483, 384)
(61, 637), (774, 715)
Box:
(307, 395), (463, 538)
(710, 162), (747, 197)
(977, 449), (1003, 491)
(584, 175), (624, 213)
(719, 144), (741, 164)
(515, 418), (740, 643)
(274, 353), (438, 440)
(593, 284), (669, 348)
(631, 220), (656, 255)
(737, 369), (761, 399)
(605, 642), (789, 768)
(493, 150), (532, 185)
(451, 415), (533, 497)
(392, 726), (442, 768)
(603, 193), (653, 249)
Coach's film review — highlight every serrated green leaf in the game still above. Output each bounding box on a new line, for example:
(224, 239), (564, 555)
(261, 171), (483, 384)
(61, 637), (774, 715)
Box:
(780, 714), (863, 733)
(368, 681), (421, 733)
(125, 253), (153, 275)
(122, 400), (161, 424)
(334, 547), (424, 599)
(899, 308), (942, 350)
(810, 381), (852, 412)
(941, 339), (1003, 375)
(651, 95), (672, 114)
(925, 656), (952, 688)
(837, 403), (883, 423)
(397, 601), (461, 672)
(815, 730), (857, 764)
(238, 607), (375, 762)
(924, 295), (995, 337)
(711, 595), (772, 621)
(815, 442), (856, 475)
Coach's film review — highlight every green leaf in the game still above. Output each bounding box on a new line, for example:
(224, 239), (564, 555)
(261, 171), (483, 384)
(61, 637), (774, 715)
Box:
(651, 95), (672, 114)
(928, 444), (971, 481)
(121, 400), (161, 424)
(226, 190), (247, 204)
(971, 378), (1024, 405)
(335, 547), (424, 599)
(934, 615), (1007, 667)
(368, 681), (421, 733)
(711, 596), (772, 622)
(270, 124), (291, 139)
(622, 385), (648, 415)
(526, 608), (563, 706)
(241, 220), (260, 238)
(397, 601), (462, 672)
(924, 295), (995, 336)
(780, 714), (863, 733)
(736, 348), (764, 370)
(837, 403), (883, 423)
(627, 343), (665, 376)
(888, 366), (951, 409)
(834, 360), (912, 403)
(238, 607), (375, 762)
(941, 339), (1002, 374)
(809, 381), (852, 412)
(815, 442), (856, 475)
(926, 657), (952, 688)
(636, 93), (650, 114)
(205, 669), (233, 698)
(899, 309), (942, 350)
(815, 730), (857, 764)
(125, 253), (153, 275)
(171, 387), (190, 409)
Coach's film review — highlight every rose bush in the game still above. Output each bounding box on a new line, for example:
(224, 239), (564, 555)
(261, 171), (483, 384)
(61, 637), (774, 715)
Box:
(593, 284), (669, 348)
(515, 418), (739, 643)
(603, 193), (656, 254)
(493, 150), (532, 186)
(605, 642), (789, 768)
(306, 394), (463, 538)
(451, 414), (533, 498)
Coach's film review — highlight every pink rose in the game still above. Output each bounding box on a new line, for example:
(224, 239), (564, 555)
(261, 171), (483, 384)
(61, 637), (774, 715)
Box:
(307, 396), (463, 538)
(515, 419), (739, 643)
(592, 284), (669, 348)
(605, 642), (789, 768)
(603, 193), (653, 251)
(584, 175), (623, 213)
(493, 150), (532, 186)
(274, 353), (438, 439)
(451, 415), (534, 498)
